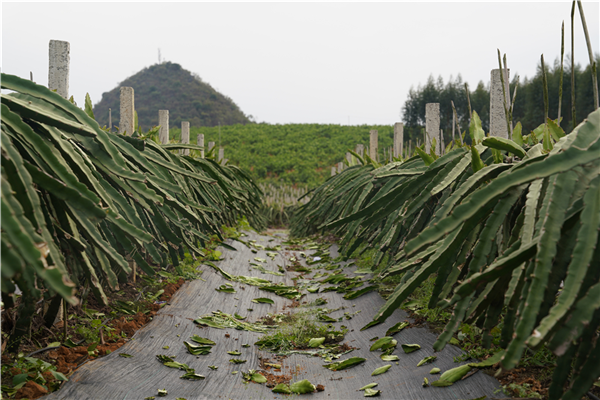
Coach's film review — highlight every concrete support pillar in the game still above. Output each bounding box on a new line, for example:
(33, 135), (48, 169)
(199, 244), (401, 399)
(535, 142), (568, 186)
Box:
(369, 130), (378, 161)
(197, 134), (205, 158)
(394, 122), (403, 158)
(48, 40), (70, 99)
(119, 87), (135, 136)
(208, 141), (215, 155)
(490, 68), (511, 139)
(331, 166), (336, 176)
(158, 110), (169, 144)
(337, 162), (344, 173)
(425, 103), (441, 155)
(181, 121), (190, 156)
(346, 152), (352, 166)
(355, 144), (365, 158)
(218, 148), (224, 162)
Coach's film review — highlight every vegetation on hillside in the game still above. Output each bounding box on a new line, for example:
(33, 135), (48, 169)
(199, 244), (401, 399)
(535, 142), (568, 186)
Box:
(169, 123), (395, 188)
(93, 62), (250, 130)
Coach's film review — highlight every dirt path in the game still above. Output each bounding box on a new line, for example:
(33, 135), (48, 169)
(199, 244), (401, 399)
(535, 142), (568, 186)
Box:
(42, 230), (501, 400)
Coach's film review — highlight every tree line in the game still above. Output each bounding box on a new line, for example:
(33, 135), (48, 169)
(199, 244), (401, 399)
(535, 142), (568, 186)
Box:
(401, 55), (600, 146)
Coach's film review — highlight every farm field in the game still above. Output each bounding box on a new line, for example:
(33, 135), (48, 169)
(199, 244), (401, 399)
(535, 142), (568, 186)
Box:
(2, 2), (599, 399)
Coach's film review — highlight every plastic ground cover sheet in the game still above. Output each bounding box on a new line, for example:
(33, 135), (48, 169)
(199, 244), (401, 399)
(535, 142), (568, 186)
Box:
(43, 230), (501, 400)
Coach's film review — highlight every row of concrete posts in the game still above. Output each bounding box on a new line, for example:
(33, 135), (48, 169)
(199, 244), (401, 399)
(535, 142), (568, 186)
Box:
(332, 68), (510, 175)
(49, 39), (224, 164)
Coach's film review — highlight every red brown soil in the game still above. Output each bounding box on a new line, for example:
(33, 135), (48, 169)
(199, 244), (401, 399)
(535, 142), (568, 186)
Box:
(13, 381), (48, 399)
(4, 278), (181, 400)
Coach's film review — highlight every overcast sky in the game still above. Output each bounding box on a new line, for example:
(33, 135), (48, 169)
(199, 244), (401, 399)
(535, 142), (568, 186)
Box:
(2, 1), (599, 125)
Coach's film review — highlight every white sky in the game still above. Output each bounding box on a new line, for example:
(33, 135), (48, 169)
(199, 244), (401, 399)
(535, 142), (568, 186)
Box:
(2, 1), (599, 125)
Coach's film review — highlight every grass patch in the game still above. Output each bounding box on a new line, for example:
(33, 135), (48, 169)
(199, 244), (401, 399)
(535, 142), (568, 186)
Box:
(255, 308), (348, 354)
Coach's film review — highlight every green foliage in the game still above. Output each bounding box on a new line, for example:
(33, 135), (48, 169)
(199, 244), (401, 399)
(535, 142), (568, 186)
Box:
(402, 57), (600, 145)
(0, 72), (265, 351)
(291, 107), (600, 400)
(255, 309), (348, 354)
(1, 354), (68, 396)
(92, 62), (250, 130)
(171, 123), (395, 187)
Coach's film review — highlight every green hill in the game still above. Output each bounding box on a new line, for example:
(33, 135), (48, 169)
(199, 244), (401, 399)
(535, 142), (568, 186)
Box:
(168, 123), (395, 188)
(93, 62), (250, 130)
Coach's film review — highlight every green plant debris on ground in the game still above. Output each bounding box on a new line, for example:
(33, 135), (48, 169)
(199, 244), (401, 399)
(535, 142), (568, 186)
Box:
(417, 356), (437, 366)
(359, 383), (378, 391)
(324, 357), (366, 371)
(189, 335), (216, 346)
(385, 321), (409, 336)
(401, 344), (421, 353)
(194, 311), (276, 333)
(364, 388), (381, 397)
(215, 284), (236, 293)
(371, 365), (392, 376)
(370, 337), (395, 352)
(251, 297), (275, 304)
(254, 309), (349, 357)
(184, 342), (212, 355)
(290, 379), (316, 394)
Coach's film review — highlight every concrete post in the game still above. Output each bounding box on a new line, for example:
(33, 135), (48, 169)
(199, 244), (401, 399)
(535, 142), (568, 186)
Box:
(331, 166), (336, 176)
(158, 110), (169, 144)
(108, 108), (112, 133)
(394, 122), (403, 158)
(208, 141), (215, 155)
(218, 147), (224, 162)
(490, 68), (511, 139)
(346, 152), (352, 166)
(369, 130), (378, 161)
(337, 162), (343, 173)
(48, 40), (70, 99)
(119, 87), (135, 136)
(355, 144), (365, 158)
(181, 121), (190, 156)
(425, 103), (441, 155)
(197, 133), (205, 158)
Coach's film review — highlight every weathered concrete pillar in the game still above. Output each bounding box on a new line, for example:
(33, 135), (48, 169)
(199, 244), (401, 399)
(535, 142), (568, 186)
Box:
(440, 130), (445, 152)
(108, 108), (112, 133)
(197, 134), (205, 158)
(490, 68), (511, 139)
(181, 121), (190, 156)
(337, 162), (344, 173)
(48, 40), (70, 99)
(218, 147), (224, 162)
(369, 130), (378, 161)
(425, 103), (441, 155)
(158, 110), (169, 144)
(346, 152), (352, 166)
(394, 123), (403, 158)
(208, 141), (215, 155)
(331, 166), (336, 176)
(355, 144), (365, 158)
(119, 87), (135, 136)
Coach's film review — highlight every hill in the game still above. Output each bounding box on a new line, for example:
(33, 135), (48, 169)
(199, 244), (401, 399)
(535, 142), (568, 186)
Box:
(93, 62), (250, 130)
(168, 123), (395, 188)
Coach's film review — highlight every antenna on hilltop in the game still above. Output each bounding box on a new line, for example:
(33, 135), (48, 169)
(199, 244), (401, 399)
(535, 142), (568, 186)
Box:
(158, 48), (162, 64)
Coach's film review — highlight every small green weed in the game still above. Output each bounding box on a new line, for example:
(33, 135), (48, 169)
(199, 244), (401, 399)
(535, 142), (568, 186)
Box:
(0, 354), (68, 397)
(255, 309), (347, 353)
